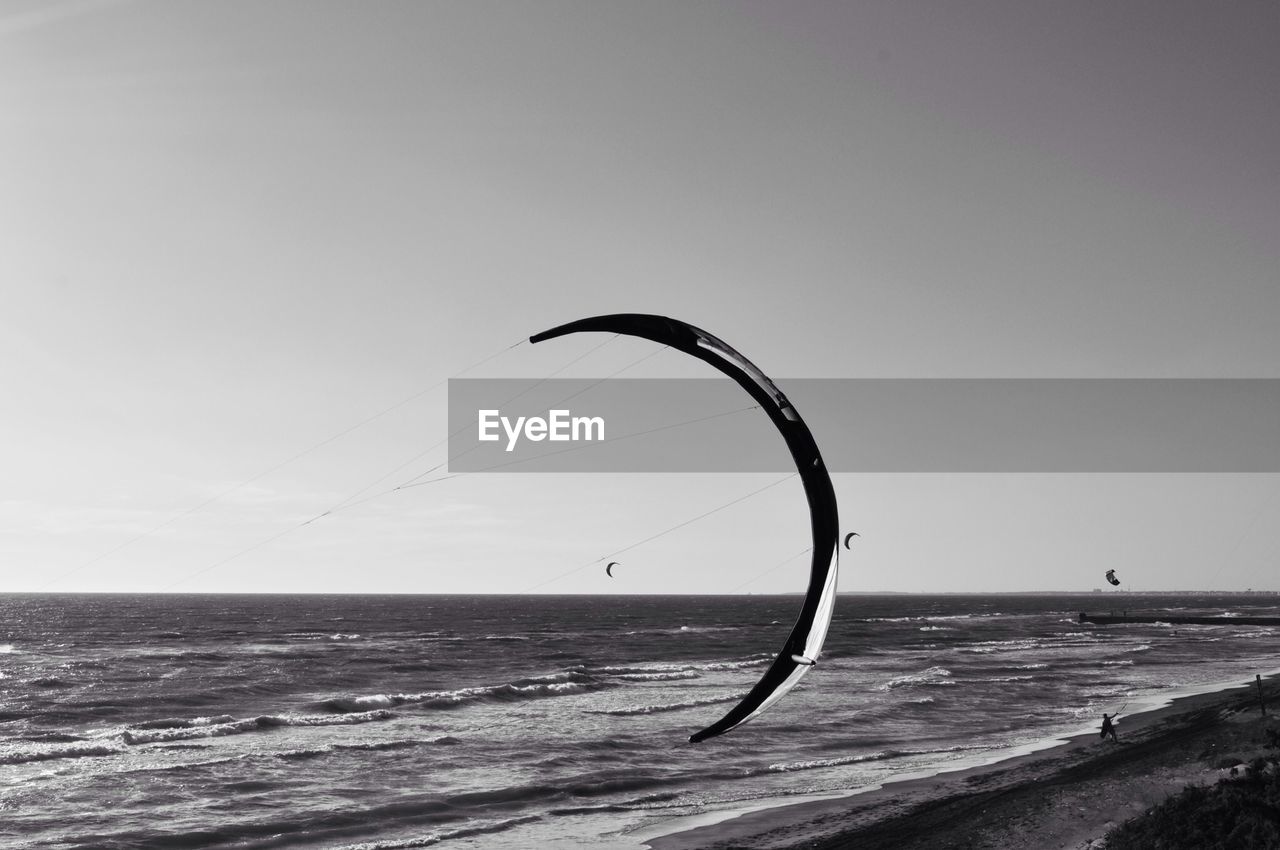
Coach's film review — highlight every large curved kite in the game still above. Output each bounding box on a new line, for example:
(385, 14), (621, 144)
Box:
(530, 314), (840, 743)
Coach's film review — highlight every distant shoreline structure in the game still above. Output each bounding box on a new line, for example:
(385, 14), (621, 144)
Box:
(1080, 611), (1280, 625)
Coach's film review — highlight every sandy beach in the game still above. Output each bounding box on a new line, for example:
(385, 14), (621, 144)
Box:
(647, 674), (1279, 850)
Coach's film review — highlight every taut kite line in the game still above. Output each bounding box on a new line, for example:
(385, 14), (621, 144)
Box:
(530, 314), (840, 743)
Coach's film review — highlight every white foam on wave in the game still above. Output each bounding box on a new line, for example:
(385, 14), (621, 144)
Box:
(767, 751), (893, 772)
(335, 815), (542, 849)
(697, 656), (773, 671)
(270, 711), (395, 727)
(123, 717), (263, 744)
(613, 670), (700, 682)
(597, 656), (768, 676)
(595, 663), (683, 675)
(1, 741), (124, 765)
(959, 638), (1042, 654)
(865, 614), (975, 623)
(881, 666), (955, 690)
(121, 710), (394, 744)
(323, 670), (606, 713)
(979, 674), (1036, 683)
(129, 715), (235, 731)
(590, 692), (747, 716)
(277, 736), (457, 761)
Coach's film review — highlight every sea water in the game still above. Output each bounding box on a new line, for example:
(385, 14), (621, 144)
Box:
(2, 592), (1278, 849)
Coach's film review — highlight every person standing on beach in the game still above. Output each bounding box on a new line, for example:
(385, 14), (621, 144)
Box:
(1100, 712), (1118, 742)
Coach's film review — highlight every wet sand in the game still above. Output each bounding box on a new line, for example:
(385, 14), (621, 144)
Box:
(646, 675), (1279, 850)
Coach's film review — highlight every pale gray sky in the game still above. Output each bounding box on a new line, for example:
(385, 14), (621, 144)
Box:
(2, 0), (1277, 593)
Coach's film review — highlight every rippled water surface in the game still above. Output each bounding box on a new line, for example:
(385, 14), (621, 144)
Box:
(2, 592), (1278, 849)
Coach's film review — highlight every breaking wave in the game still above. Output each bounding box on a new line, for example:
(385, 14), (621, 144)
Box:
(122, 710), (393, 744)
(336, 816), (543, 849)
(0, 741), (123, 765)
(589, 692), (747, 716)
(612, 670), (700, 681)
(881, 666), (955, 690)
(129, 715), (234, 731)
(277, 737), (458, 761)
(768, 751), (894, 772)
(321, 671), (610, 713)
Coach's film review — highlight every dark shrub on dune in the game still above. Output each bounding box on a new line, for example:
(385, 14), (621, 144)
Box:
(1105, 759), (1280, 850)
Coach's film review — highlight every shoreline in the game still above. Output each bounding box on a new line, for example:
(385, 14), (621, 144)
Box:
(643, 671), (1280, 850)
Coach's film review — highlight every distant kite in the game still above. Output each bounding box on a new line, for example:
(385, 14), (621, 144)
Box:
(843, 532), (860, 549)
(606, 561), (619, 577)
(1105, 569), (1120, 587)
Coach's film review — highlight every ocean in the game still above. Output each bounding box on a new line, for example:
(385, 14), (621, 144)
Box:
(2, 592), (1278, 849)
